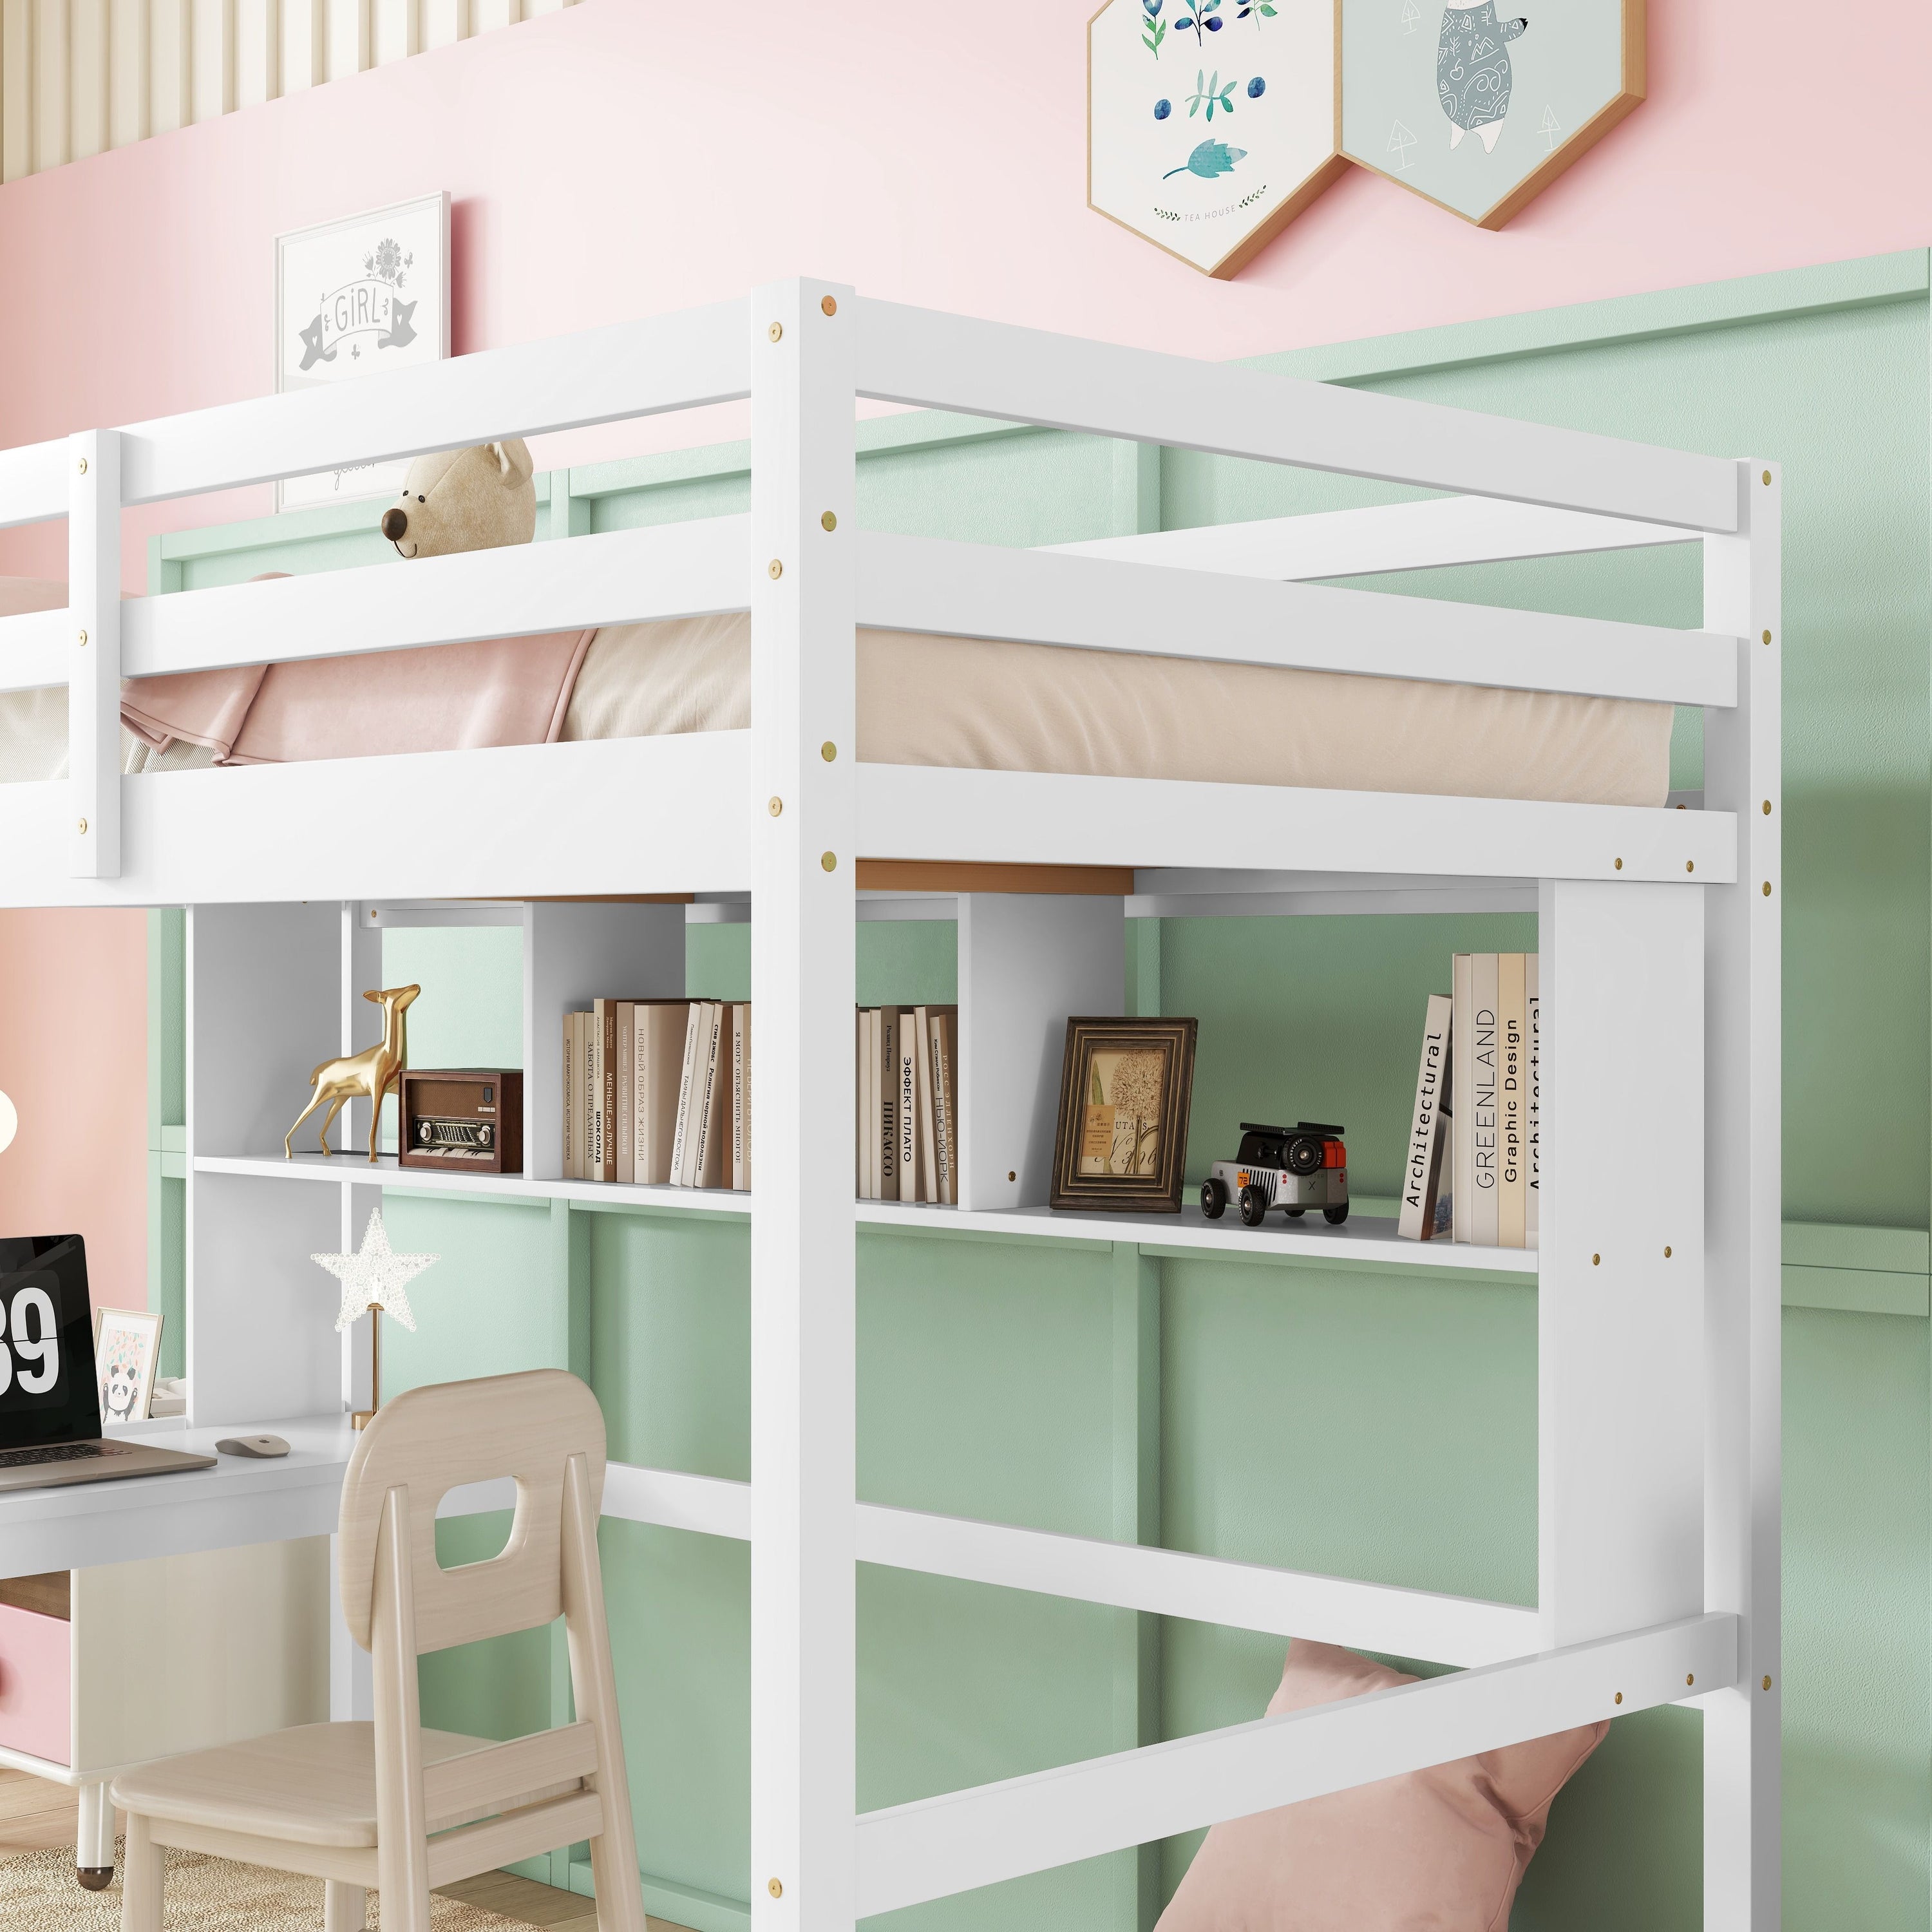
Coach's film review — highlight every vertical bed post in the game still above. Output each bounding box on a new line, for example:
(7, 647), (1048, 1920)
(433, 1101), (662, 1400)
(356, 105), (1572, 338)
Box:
(749, 277), (858, 1932)
(1700, 460), (1782, 1932)
(68, 427), (122, 878)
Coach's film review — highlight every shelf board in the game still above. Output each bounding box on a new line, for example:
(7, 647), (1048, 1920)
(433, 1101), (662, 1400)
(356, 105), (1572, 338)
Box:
(196, 1155), (1535, 1273)
(855, 1198), (1537, 1273)
(194, 1151), (755, 1217)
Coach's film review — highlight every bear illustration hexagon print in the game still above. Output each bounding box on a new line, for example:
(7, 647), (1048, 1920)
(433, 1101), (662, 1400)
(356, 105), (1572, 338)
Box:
(1088, 0), (1346, 278)
(1340, 0), (1643, 229)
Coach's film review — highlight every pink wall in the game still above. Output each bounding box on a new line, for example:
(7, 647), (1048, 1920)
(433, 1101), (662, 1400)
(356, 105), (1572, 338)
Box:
(0, 911), (148, 1309)
(0, 0), (1927, 1280)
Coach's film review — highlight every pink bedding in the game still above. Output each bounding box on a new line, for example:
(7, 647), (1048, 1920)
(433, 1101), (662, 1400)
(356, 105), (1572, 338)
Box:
(122, 631), (593, 763)
(2, 574), (593, 765)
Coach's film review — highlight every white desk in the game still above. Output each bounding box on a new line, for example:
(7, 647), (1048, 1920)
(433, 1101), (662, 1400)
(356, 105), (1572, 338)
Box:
(0, 1414), (355, 1583)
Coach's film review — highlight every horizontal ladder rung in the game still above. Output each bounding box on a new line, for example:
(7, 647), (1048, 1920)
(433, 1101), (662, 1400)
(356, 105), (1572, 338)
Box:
(1050, 496), (1696, 580)
(860, 531), (1736, 708)
(121, 520), (751, 681)
(449, 1464), (1533, 1665)
(857, 1501), (1537, 1666)
(853, 298), (1741, 534)
(0, 607), (71, 695)
(0, 303), (753, 531)
(3, 518), (1726, 710)
(854, 1612), (1739, 1918)
(859, 766), (1738, 886)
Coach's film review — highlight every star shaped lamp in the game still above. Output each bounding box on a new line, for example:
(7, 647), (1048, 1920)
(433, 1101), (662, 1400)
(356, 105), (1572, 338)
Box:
(312, 1206), (437, 1430)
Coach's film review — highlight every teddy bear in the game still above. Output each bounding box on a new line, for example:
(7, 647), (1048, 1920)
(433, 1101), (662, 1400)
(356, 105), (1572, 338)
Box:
(379, 437), (536, 558)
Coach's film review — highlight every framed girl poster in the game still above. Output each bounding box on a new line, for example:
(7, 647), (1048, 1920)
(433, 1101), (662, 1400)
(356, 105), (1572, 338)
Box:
(275, 193), (450, 511)
(93, 1306), (163, 1425)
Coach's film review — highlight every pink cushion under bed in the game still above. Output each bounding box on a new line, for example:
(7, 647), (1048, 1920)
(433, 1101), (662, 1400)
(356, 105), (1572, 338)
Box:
(1154, 1641), (1607, 1932)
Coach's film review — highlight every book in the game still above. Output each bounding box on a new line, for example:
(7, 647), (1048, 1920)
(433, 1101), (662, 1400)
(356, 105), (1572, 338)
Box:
(1526, 954), (1540, 1251)
(862, 1009), (879, 1198)
(1397, 992), (1453, 1243)
(929, 1009), (957, 1206)
(731, 1003), (752, 1192)
(914, 1005), (939, 1206)
(856, 1009), (871, 1198)
(593, 997), (620, 1184)
(1497, 954), (1526, 1248)
(569, 1011), (583, 1182)
(1471, 953), (1500, 1246)
(616, 1001), (636, 1184)
(562, 1010), (576, 1180)
(670, 1001), (703, 1186)
(634, 1000), (689, 1186)
(693, 1002), (728, 1189)
(876, 1008), (898, 1198)
(583, 1005), (599, 1182)
(1452, 954), (1472, 1243)
(583, 1007), (599, 1186)
(898, 1012), (921, 1204)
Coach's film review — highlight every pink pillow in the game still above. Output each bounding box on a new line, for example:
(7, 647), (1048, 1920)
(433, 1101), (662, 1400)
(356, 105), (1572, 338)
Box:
(1155, 1640), (1607, 1932)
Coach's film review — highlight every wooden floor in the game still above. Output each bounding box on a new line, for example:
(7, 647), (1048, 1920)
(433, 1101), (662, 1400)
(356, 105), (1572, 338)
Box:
(0, 1768), (690, 1930)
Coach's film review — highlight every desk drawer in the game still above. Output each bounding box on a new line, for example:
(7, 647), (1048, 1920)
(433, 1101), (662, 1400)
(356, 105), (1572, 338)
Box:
(0, 1600), (70, 1765)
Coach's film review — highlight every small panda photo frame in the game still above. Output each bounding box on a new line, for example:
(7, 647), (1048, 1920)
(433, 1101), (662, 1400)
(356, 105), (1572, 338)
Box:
(93, 1306), (163, 1426)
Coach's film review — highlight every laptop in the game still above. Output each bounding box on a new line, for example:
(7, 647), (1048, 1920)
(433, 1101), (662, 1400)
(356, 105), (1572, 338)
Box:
(0, 1235), (215, 1492)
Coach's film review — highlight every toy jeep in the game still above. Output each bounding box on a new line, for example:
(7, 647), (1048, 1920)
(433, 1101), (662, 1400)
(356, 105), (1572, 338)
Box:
(1201, 1122), (1349, 1227)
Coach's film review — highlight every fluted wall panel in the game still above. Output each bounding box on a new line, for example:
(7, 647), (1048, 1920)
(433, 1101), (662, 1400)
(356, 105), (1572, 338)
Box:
(0, 0), (568, 176)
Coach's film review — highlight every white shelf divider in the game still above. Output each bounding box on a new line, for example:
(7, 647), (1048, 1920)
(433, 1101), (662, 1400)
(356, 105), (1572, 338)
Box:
(956, 893), (1124, 1212)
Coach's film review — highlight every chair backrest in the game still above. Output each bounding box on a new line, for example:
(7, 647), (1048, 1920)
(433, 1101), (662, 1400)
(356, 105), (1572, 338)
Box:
(336, 1368), (607, 1655)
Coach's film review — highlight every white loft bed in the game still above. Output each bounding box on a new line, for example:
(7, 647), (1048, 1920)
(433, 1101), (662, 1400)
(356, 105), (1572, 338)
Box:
(0, 281), (1780, 1929)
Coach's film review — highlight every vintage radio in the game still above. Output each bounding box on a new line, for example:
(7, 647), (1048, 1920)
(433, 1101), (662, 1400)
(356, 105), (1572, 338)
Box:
(398, 1069), (524, 1175)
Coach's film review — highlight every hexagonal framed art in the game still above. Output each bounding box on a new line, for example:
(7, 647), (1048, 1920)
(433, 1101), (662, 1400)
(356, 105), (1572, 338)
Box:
(1088, 0), (1347, 279)
(1339, 0), (1643, 229)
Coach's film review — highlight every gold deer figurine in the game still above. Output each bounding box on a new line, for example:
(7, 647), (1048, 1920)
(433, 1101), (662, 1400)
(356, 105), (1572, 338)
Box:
(284, 984), (421, 1163)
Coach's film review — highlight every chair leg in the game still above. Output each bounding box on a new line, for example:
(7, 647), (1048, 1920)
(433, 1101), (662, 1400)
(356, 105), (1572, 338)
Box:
(75, 1778), (115, 1888)
(120, 1814), (163, 1932)
(589, 1827), (648, 1932)
(323, 1880), (368, 1931)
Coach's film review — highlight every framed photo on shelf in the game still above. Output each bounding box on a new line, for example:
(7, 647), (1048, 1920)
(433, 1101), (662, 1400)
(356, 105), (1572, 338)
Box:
(274, 191), (450, 512)
(1050, 1016), (1198, 1214)
(93, 1305), (163, 1425)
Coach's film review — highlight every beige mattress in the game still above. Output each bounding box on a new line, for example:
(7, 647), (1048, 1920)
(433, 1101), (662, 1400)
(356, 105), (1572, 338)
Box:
(0, 591), (1671, 806)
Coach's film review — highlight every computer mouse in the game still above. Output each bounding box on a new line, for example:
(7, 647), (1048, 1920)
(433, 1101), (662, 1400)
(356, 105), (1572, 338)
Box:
(215, 1434), (290, 1459)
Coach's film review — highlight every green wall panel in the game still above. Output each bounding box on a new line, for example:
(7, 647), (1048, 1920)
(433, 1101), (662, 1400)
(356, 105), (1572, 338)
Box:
(1160, 1258), (1537, 1601)
(858, 1231), (1115, 1535)
(590, 1211), (750, 1480)
(380, 1195), (559, 1393)
(602, 1518), (753, 1908)
(1781, 1309), (1931, 1924)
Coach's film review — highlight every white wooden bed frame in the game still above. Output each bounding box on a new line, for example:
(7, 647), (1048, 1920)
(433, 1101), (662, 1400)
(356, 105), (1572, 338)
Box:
(0, 279), (1779, 1929)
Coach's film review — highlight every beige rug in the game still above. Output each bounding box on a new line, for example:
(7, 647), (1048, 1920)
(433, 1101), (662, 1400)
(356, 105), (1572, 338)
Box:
(0, 1839), (528, 1930)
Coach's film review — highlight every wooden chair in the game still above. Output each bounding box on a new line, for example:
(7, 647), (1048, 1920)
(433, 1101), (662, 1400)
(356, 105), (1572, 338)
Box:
(109, 1369), (647, 1932)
